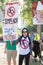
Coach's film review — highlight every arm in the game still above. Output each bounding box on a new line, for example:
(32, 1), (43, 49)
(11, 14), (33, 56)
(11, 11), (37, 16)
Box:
(12, 36), (21, 45)
(12, 39), (18, 45)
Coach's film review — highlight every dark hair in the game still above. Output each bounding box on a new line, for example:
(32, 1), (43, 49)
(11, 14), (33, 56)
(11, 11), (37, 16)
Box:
(22, 28), (29, 37)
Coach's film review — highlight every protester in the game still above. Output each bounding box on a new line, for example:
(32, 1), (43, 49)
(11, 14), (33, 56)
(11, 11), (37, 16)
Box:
(33, 34), (40, 61)
(40, 33), (43, 64)
(29, 32), (34, 48)
(12, 28), (32, 65)
(4, 34), (17, 65)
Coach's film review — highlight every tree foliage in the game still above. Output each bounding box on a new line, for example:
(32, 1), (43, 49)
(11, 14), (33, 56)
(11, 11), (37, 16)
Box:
(21, 0), (33, 26)
(27, 25), (37, 32)
(1, 0), (5, 3)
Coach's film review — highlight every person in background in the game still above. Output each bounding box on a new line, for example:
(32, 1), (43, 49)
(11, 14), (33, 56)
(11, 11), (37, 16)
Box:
(4, 34), (17, 65)
(29, 32), (34, 48)
(40, 33), (43, 64)
(12, 28), (32, 65)
(33, 34), (41, 62)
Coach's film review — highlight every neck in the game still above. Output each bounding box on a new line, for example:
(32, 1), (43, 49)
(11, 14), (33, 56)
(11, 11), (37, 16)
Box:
(23, 36), (27, 38)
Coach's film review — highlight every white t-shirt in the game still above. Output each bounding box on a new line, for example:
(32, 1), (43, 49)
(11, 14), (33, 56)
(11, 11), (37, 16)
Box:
(19, 37), (30, 55)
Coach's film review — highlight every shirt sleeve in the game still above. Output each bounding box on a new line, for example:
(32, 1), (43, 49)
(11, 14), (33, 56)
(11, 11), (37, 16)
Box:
(12, 36), (21, 45)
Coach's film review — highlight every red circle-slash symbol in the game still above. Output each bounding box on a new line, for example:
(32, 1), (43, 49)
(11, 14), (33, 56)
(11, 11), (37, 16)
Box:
(7, 6), (16, 17)
(21, 39), (29, 49)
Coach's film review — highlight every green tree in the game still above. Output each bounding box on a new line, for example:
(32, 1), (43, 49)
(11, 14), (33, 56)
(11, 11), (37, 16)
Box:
(21, 0), (33, 26)
(1, 0), (5, 3)
(27, 25), (37, 32)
